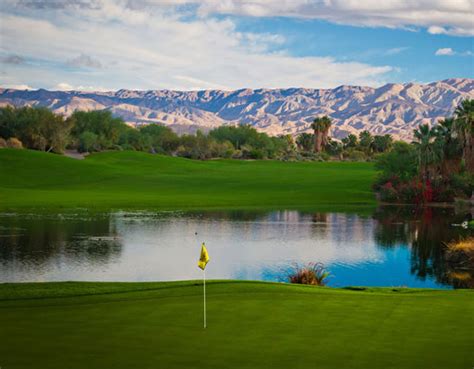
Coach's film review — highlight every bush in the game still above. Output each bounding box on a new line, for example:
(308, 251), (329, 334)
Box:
(430, 179), (455, 202)
(78, 131), (99, 153)
(0, 137), (6, 148)
(288, 262), (330, 286)
(374, 141), (417, 181)
(379, 182), (398, 202)
(398, 180), (423, 203)
(7, 137), (23, 149)
(451, 173), (474, 198)
(344, 149), (367, 161)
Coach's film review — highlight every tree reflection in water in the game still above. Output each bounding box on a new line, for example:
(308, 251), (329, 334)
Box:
(0, 213), (122, 270)
(0, 208), (472, 287)
(373, 206), (473, 288)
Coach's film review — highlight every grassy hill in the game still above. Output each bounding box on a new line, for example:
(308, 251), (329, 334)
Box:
(0, 281), (472, 369)
(0, 149), (376, 210)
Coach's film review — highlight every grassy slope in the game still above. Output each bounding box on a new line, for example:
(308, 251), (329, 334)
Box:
(0, 149), (376, 210)
(0, 281), (472, 369)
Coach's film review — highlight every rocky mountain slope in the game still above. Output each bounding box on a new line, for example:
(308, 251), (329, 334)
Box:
(1, 78), (473, 140)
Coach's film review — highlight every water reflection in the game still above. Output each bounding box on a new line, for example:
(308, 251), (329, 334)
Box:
(0, 208), (472, 288)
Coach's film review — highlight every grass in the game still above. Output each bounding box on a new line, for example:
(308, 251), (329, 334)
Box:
(0, 149), (376, 211)
(0, 281), (472, 369)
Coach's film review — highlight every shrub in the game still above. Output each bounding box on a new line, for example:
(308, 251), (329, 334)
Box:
(288, 262), (330, 286)
(344, 149), (367, 161)
(379, 181), (398, 202)
(445, 237), (474, 289)
(0, 137), (6, 148)
(398, 180), (423, 203)
(7, 137), (23, 149)
(78, 131), (99, 153)
(374, 141), (417, 181)
(451, 173), (474, 198)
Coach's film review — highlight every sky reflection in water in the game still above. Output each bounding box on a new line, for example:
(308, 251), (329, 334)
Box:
(0, 208), (471, 288)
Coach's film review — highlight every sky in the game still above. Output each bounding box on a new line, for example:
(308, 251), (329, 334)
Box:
(0, 0), (473, 91)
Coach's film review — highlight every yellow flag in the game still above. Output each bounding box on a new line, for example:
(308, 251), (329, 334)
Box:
(198, 243), (210, 270)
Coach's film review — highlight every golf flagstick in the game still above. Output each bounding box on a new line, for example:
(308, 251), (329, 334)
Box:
(203, 268), (206, 328)
(197, 242), (210, 328)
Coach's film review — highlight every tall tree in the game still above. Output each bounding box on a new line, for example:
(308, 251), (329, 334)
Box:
(433, 118), (462, 176)
(311, 116), (332, 153)
(372, 134), (393, 153)
(412, 124), (442, 180)
(296, 133), (313, 152)
(341, 134), (358, 149)
(359, 130), (374, 155)
(453, 99), (474, 172)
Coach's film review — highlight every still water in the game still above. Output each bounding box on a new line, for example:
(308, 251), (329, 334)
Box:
(0, 207), (472, 288)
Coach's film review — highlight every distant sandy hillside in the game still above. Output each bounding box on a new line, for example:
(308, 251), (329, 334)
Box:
(1, 78), (473, 140)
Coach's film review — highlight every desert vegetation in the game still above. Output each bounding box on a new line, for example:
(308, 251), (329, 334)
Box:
(445, 237), (474, 289)
(0, 106), (394, 161)
(288, 262), (330, 286)
(374, 99), (473, 204)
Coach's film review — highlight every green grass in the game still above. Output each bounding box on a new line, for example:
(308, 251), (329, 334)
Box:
(0, 149), (376, 211)
(0, 281), (472, 369)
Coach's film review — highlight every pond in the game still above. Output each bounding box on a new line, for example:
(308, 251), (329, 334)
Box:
(0, 207), (472, 288)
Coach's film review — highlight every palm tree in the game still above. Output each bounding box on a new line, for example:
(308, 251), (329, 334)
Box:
(311, 116), (332, 153)
(412, 124), (442, 180)
(433, 118), (462, 176)
(454, 99), (474, 172)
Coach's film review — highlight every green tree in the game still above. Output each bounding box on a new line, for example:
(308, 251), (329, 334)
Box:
(139, 124), (179, 153)
(296, 133), (314, 152)
(433, 118), (462, 176)
(453, 99), (474, 172)
(78, 131), (99, 153)
(372, 134), (393, 153)
(375, 141), (418, 181)
(311, 116), (332, 153)
(71, 110), (127, 150)
(341, 134), (358, 149)
(412, 124), (442, 180)
(358, 130), (374, 155)
(0, 106), (72, 153)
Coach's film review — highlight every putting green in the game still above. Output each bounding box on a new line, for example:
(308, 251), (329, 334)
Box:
(0, 281), (472, 369)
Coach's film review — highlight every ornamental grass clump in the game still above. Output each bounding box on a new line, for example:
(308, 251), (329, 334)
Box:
(288, 262), (330, 286)
(445, 237), (474, 289)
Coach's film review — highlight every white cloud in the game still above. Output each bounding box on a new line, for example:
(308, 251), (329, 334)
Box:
(427, 26), (473, 37)
(435, 47), (473, 56)
(1, 84), (34, 90)
(385, 47), (409, 56)
(195, 0), (474, 36)
(0, 2), (394, 90)
(8, 1), (474, 36)
(435, 48), (455, 56)
(53, 82), (74, 91)
(53, 82), (110, 92)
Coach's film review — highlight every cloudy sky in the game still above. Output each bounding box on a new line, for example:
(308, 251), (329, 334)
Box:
(0, 0), (473, 91)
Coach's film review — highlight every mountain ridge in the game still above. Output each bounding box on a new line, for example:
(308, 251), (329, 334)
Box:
(1, 78), (473, 140)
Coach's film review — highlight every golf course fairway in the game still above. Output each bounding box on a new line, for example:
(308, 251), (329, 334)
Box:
(0, 149), (376, 210)
(0, 281), (472, 369)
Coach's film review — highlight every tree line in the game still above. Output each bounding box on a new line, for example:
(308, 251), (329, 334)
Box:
(0, 106), (394, 161)
(374, 99), (473, 203)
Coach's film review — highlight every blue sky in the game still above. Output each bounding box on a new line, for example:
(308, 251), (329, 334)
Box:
(0, 0), (473, 91)
(233, 16), (473, 83)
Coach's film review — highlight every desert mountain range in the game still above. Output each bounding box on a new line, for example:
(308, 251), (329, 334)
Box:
(1, 78), (473, 140)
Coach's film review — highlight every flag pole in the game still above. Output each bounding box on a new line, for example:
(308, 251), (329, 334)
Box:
(203, 268), (207, 328)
